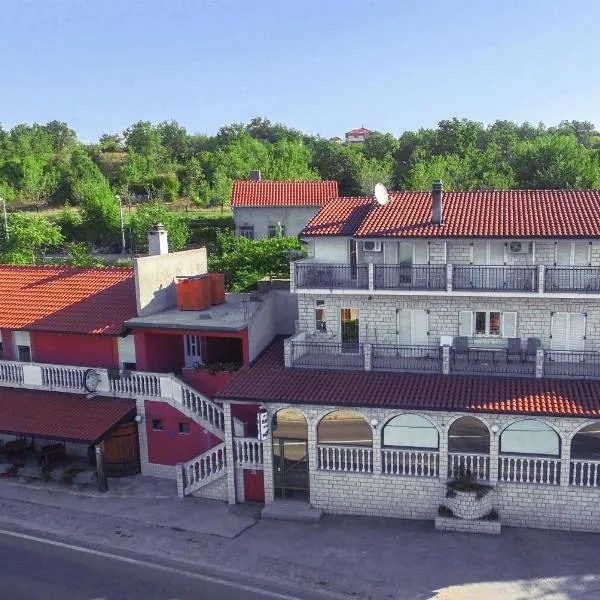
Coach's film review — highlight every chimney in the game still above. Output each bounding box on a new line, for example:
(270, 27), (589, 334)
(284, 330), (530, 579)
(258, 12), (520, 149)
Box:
(250, 170), (261, 182)
(432, 180), (443, 225)
(148, 223), (169, 256)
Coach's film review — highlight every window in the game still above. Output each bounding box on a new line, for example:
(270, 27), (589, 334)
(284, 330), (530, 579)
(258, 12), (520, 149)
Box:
(152, 419), (163, 431)
(184, 334), (202, 367)
(555, 241), (590, 266)
(239, 225), (254, 239)
(459, 310), (517, 338)
(122, 362), (136, 371)
(268, 224), (285, 238)
(178, 422), (190, 434)
(383, 414), (438, 449)
(550, 312), (586, 351)
(397, 310), (428, 345)
(500, 420), (560, 456)
(17, 345), (31, 362)
(315, 300), (326, 332)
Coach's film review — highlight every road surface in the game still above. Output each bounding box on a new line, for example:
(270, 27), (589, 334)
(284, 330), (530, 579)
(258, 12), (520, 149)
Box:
(0, 527), (330, 600)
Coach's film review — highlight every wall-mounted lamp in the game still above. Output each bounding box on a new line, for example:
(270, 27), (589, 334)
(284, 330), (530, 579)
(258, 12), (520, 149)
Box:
(135, 415), (144, 424)
(491, 425), (499, 435)
(370, 419), (379, 429)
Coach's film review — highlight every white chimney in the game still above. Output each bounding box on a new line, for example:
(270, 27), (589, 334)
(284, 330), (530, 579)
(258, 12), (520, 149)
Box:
(148, 223), (169, 256)
(432, 180), (443, 225)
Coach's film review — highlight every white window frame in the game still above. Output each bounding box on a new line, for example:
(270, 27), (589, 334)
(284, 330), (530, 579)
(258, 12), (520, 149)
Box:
(315, 300), (327, 332)
(239, 225), (255, 239)
(12, 330), (32, 362)
(396, 309), (429, 345)
(554, 241), (591, 266)
(268, 223), (286, 238)
(550, 312), (586, 351)
(470, 241), (506, 265)
(474, 310), (502, 337)
(184, 334), (202, 367)
(383, 241), (429, 265)
(459, 311), (517, 338)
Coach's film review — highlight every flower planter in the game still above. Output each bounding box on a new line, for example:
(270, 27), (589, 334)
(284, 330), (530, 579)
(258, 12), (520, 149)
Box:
(444, 487), (494, 520)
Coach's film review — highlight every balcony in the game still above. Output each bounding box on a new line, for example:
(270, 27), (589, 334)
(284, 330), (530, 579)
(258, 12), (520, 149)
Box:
(543, 350), (600, 379)
(452, 265), (538, 292)
(450, 347), (536, 377)
(373, 264), (447, 291)
(371, 344), (442, 373)
(290, 340), (364, 370)
(544, 267), (600, 293)
(294, 263), (368, 290)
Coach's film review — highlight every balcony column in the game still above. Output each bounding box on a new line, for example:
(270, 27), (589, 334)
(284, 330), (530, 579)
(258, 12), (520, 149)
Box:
(489, 429), (499, 485)
(538, 265), (545, 294)
(364, 343), (372, 371)
(284, 337), (292, 368)
(446, 263), (453, 292)
(223, 402), (237, 505)
(262, 411), (275, 504)
(289, 261), (296, 292)
(442, 346), (450, 375)
(368, 263), (374, 291)
(535, 348), (544, 378)
(372, 418), (382, 474)
(559, 432), (571, 487)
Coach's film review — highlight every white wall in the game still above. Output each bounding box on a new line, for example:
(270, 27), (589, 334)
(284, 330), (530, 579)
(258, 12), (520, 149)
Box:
(233, 206), (321, 239)
(311, 238), (349, 263)
(248, 292), (277, 362)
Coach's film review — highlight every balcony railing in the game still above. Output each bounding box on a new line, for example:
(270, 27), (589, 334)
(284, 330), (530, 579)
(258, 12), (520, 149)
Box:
(498, 455), (561, 485)
(373, 264), (447, 291)
(450, 347), (536, 377)
(448, 452), (490, 481)
(543, 350), (600, 379)
(291, 341), (364, 370)
(570, 459), (600, 487)
(295, 264), (368, 289)
(545, 267), (600, 293)
(234, 437), (264, 467)
(452, 265), (538, 292)
(381, 448), (439, 477)
(372, 344), (442, 373)
(317, 444), (373, 473)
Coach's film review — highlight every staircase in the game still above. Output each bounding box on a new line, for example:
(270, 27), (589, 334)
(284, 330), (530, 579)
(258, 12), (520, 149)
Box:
(178, 442), (227, 496)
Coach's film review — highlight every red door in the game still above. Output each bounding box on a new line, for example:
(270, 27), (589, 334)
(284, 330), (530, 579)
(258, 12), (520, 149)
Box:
(243, 469), (265, 503)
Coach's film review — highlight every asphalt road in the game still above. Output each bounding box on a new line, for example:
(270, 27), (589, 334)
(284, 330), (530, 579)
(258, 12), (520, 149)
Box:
(0, 527), (330, 600)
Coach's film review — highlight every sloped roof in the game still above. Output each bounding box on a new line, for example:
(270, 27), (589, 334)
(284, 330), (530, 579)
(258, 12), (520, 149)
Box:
(0, 265), (136, 334)
(302, 197), (373, 236)
(346, 128), (370, 136)
(303, 189), (600, 238)
(231, 180), (339, 207)
(218, 340), (600, 418)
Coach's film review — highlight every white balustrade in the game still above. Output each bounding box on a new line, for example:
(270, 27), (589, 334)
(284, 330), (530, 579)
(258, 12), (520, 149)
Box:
(448, 452), (490, 481)
(180, 385), (225, 432)
(234, 438), (264, 467)
(182, 443), (227, 494)
(570, 459), (600, 487)
(382, 449), (439, 477)
(41, 365), (85, 390)
(498, 455), (561, 485)
(0, 361), (24, 384)
(110, 372), (161, 397)
(317, 444), (373, 473)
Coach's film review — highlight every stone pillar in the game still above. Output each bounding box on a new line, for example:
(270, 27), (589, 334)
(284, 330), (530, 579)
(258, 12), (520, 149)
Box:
(488, 428), (499, 485)
(262, 409), (275, 504)
(372, 419), (382, 474)
(284, 337), (293, 368)
(223, 402), (237, 504)
(538, 265), (545, 294)
(176, 463), (185, 497)
(438, 421), (449, 481)
(446, 263), (453, 292)
(442, 345), (450, 375)
(306, 410), (319, 504)
(289, 261), (296, 292)
(363, 343), (372, 371)
(368, 263), (374, 291)
(535, 348), (544, 378)
(559, 433), (571, 487)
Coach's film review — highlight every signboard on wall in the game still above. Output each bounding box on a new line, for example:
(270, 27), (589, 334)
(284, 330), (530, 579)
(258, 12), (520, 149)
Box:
(257, 409), (269, 441)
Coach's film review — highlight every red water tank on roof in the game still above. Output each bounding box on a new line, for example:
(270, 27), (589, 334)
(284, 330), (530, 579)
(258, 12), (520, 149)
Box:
(176, 276), (212, 311)
(208, 273), (225, 305)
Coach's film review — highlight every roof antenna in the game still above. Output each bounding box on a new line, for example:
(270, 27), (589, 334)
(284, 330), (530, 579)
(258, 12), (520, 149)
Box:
(374, 183), (389, 206)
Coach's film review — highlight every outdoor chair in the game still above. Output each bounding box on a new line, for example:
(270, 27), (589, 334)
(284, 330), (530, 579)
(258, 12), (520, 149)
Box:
(453, 336), (470, 362)
(525, 337), (541, 362)
(507, 338), (523, 363)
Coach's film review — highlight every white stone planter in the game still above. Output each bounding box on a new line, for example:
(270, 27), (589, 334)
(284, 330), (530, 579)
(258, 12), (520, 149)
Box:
(444, 487), (494, 520)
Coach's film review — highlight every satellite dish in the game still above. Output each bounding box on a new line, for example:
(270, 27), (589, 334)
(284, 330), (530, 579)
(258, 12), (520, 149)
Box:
(374, 183), (389, 206)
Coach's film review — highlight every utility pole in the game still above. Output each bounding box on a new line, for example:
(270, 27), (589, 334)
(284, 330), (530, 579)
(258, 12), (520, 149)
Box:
(1, 197), (8, 242)
(116, 194), (126, 254)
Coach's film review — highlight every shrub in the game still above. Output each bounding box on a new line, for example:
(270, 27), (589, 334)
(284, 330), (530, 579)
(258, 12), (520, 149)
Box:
(438, 505), (454, 517)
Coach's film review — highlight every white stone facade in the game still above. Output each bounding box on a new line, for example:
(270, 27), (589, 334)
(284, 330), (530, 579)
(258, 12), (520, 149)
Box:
(233, 206), (321, 239)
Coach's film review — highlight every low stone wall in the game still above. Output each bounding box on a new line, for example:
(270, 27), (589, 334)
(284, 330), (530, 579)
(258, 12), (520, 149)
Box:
(435, 516), (501, 535)
(191, 474), (228, 501)
(445, 488), (493, 520)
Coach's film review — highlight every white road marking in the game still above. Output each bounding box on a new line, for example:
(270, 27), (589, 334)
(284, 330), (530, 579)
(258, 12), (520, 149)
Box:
(0, 528), (305, 600)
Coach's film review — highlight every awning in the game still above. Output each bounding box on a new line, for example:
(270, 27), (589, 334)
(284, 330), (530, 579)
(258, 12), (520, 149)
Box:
(0, 388), (136, 445)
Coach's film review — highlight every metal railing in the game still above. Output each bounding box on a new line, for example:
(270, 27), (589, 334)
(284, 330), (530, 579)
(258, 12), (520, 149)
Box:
(450, 347), (536, 377)
(381, 449), (439, 477)
(570, 459), (600, 487)
(543, 350), (600, 379)
(317, 444), (373, 473)
(373, 264), (447, 290)
(291, 341), (364, 369)
(452, 265), (538, 292)
(545, 267), (600, 293)
(498, 455), (561, 485)
(372, 345), (442, 373)
(295, 263), (369, 289)
(448, 452), (490, 481)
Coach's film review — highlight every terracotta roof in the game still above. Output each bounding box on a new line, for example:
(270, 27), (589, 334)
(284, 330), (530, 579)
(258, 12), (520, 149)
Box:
(218, 340), (600, 418)
(346, 128), (370, 136)
(303, 189), (600, 238)
(0, 388), (136, 444)
(0, 265), (136, 334)
(231, 180), (339, 207)
(302, 197), (373, 236)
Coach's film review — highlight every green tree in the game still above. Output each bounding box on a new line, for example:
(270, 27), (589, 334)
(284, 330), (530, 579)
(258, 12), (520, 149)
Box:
(129, 202), (190, 252)
(0, 212), (63, 263)
(361, 131), (398, 162)
(43, 120), (77, 153)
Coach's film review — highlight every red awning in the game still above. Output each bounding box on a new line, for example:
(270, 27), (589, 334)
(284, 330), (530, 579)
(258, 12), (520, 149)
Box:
(0, 388), (136, 444)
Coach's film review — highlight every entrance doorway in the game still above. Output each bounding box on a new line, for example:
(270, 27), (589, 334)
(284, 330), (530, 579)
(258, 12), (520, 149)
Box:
(341, 308), (359, 353)
(272, 408), (309, 501)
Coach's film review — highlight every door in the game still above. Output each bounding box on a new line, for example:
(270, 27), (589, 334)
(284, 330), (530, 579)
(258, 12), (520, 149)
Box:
(273, 438), (309, 500)
(551, 312), (586, 351)
(398, 242), (413, 284)
(341, 308), (359, 353)
(397, 310), (428, 346)
(349, 239), (358, 279)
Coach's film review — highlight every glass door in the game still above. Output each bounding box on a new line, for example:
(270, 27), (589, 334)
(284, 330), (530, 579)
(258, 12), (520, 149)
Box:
(341, 308), (360, 353)
(273, 438), (309, 500)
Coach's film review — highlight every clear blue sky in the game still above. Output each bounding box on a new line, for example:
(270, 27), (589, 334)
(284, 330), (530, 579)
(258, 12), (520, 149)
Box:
(1, 0), (599, 142)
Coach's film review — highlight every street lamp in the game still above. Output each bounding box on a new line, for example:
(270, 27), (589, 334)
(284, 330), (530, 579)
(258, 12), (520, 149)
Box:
(116, 194), (126, 254)
(1, 197), (8, 242)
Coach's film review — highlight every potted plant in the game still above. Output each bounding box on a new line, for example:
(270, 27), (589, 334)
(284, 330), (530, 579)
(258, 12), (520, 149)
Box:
(443, 468), (494, 520)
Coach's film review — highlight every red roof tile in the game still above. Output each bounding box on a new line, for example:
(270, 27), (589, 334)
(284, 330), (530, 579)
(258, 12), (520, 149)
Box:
(302, 197), (373, 236)
(304, 189), (600, 238)
(0, 388), (136, 443)
(231, 180), (339, 207)
(0, 265), (136, 334)
(346, 128), (370, 136)
(218, 340), (600, 418)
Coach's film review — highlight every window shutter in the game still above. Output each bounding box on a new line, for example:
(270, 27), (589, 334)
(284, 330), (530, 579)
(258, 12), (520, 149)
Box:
(573, 242), (590, 266)
(411, 310), (429, 345)
(413, 241), (428, 265)
(489, 242), (505, 265)
(472, 241), (487, 265)
(551, 313), (569, 350)
(567, 313), (586, 351)
(459, 311), (474, 337)
(397, 310), (412, 345)
(501, 312), (517, 338)
(384, 241), (398, 264)
(555, 241), (571, 265)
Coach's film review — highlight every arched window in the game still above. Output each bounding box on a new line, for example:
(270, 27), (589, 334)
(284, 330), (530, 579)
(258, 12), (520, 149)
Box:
(272, 408), (307, 440)
(571, 423), (600, 460)
(382, 414), (438, 449)
(448, 416), (490, 454)
(317, 410), (372, 446)
(500, 420), (560, 456)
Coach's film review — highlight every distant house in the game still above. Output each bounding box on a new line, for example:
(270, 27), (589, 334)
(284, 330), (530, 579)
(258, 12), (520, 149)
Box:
(329, 136), (343, 144)
(345, 127), (370, 144)
(231, 171), (339, 240)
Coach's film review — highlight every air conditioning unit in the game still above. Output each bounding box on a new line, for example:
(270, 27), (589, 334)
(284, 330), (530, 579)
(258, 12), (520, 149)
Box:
(362, 241), (382, 252)
(508, 241), (530, 254)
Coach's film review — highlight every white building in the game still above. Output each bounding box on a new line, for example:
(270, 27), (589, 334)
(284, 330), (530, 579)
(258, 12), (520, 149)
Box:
(231, 172), (338, 239)
(344, 127), (370, 144)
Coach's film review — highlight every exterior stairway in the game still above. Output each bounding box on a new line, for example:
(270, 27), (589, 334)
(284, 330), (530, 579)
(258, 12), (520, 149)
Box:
(178, 442), (227, 496)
